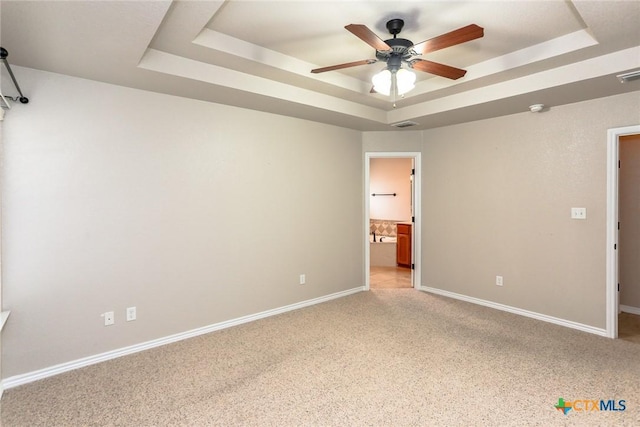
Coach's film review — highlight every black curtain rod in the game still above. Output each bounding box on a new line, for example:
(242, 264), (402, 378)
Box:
(0, 47), (29, 104)
(371, 193), (397, 197)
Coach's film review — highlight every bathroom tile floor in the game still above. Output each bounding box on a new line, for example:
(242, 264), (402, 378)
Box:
(370, 266), (412, 289)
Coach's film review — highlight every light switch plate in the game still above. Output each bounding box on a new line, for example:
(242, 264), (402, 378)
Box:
(571, 207), (587, 219)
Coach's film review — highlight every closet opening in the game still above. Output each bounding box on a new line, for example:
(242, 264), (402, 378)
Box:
(606, 125), (640, 339)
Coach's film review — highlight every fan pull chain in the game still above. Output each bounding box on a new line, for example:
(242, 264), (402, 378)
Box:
(392, 71), (398, 108)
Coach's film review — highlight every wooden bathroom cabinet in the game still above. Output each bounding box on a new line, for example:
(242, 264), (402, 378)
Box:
(396, 223), (412, 268)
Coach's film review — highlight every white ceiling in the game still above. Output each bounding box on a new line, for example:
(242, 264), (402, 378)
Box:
(1, 0), (639, 131)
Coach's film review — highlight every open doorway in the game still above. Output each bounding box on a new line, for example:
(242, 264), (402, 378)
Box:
(606, 125), (640, 339)
(618, 133), (640, 343)
(364, 152), (421, 290)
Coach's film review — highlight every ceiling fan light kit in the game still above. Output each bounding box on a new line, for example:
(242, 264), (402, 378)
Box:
(311, 18), (484, 104)
(372, 67), (416, 96)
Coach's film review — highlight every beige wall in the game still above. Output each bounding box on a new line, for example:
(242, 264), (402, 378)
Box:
(2, 64), (639, 382)
(362, 131), (422, 153)
(421, 92), (640, 329)
(619, 134), (640, 309)
(1, 67), (363, 378)
(370, 158), (412, 222)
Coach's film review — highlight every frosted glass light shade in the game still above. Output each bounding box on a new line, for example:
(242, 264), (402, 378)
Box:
(396, 68), (416, 95)
(372, 69), (392, 96)
(372, 67), (416, 97)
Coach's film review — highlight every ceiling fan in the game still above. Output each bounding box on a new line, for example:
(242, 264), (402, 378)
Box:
(311, 19), (484, 96)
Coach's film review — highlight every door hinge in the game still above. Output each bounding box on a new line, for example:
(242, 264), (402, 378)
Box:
(412, 216), (415, 223)
(618, 221), (620, 230)
(614, 243), (617, 250)
(618, 283), (620, 292)
(411, 168), (415, 175)
(619, 160), (621, 169)
(411, 263), (415, 270)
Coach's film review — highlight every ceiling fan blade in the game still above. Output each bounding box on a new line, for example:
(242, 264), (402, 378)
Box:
(411, 24), (484, 55)
(345, 24), (392, 51)
(411, 59), (467, 80)
(311, 59), (377, 74)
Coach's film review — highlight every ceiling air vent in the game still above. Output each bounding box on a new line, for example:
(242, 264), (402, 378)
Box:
(617, 70), (640, 83)
(391, 120), (418, 128)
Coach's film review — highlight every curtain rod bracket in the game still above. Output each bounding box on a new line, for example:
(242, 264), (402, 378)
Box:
(1, 47), (29, 104)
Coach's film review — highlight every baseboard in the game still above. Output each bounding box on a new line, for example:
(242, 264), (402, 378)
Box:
(420, 286), (608, 337)
(0, 311), (10, 399)
(620, 305), (640, 316)
(1, 286), (365, 391)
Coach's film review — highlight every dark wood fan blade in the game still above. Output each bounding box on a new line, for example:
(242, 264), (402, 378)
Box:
(411, 59), (467, 80)
(311, 59), (377, 74)
(411, 24), (484, 55)
(345, 24), (392, 51)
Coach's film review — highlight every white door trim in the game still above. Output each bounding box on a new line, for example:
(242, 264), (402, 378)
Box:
(364, 152), (421, 290)
(606, 125), (640, 338)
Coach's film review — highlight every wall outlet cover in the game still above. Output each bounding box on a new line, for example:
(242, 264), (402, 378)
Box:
(571, 207), (587, 219)
(104, 311), (115, 326)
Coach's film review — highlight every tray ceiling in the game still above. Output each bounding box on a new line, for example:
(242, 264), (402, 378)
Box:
(1, 1), (639, 130)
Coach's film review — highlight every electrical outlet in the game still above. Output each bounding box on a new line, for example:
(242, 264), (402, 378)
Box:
(571, 207), (587, 219)
(103, 311), (114, 326)
(496, 276), (503, 286)
(299, 274), (306, 285)
(126, 306), (136, 322)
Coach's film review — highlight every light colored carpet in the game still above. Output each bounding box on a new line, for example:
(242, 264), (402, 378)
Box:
(2, 289), (640, 426)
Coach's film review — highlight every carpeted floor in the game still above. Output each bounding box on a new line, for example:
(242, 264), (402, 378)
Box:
(2, 289), (639, 426)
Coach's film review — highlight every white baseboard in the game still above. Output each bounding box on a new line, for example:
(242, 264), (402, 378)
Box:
(620, 305), (640, 316)
(0, 311), (10, 399)
(1, 286), (365, 391)
(419, 286), (608, 337)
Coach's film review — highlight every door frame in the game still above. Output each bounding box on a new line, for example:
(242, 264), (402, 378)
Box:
(606, 124), (640, 338)
(364, 152), (421, 290)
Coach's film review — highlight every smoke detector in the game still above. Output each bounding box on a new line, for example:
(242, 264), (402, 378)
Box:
(529, 104), (544, 113)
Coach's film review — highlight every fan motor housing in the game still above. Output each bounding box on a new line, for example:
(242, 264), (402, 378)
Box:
(375, 19), (415, 67)
(376, 38), (414, 63)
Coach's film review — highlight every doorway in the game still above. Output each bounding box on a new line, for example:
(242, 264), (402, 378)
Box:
(606, 125), (640, 338)
(364, 152), (421, 290)
(618, 133), (640, 343)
